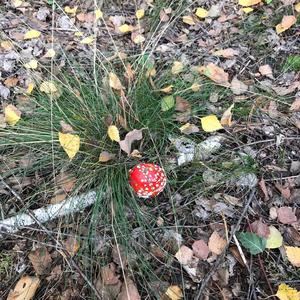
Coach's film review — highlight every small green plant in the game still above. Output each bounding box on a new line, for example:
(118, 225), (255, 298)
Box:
(282, 55), (300, 72)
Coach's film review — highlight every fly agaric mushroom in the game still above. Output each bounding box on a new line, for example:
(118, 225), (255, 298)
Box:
(129, 163), (166, 198)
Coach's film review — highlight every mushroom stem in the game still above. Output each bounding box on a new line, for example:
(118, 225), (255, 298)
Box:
(0, 191), (97, 237)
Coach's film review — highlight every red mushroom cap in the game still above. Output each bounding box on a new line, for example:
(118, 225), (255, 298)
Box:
(129, 163), (167, 198)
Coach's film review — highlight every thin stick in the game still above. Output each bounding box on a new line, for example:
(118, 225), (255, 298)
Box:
(0, 176), (103, 300)
(193, 189), (256, 300)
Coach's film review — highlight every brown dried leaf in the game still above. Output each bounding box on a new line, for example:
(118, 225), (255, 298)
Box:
(159, 9), (170, 22)
(175, 96), (191, 112)
(119, 129), (143, 155)
(230, 77), (248, 95)
(272, 81), (300, 96)
(179, 123), (200, 135)
(221, 104), (234, 126)
(109, 72), (123, 90)
(198, 63), (230, 86)
(7, 276), (40, 300)
(124, 63), (135, 82)
(175, 245), (194, 265)
(60, 121), (75, 134)
(192, 240), (209, 260)
(208, 231), (227, 255)
(101, 263), (120, 285)
(4, 76), (19, 87)
(249, 220), (270, 238)
(99, 151), (116, 162)
(259, 64), (274, 79)
(213, 48), (239, 58)
(277, 207), (297, 224)
(259, 178), (270, 201)
(276, 15), (296, 34)
(64, 236), (80, 257)
(28, 247), (52, 275)
(290, 98), (300, 112)
(117, 278), (141, 300)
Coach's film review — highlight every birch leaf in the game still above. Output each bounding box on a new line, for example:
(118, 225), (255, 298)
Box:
(43, 48), (56, 58)
(221, 104), (234, 126)
(59, 132), (80, 160)
(40, 81), (58, 94)
(198, 63), (230, 86)
(95, 9), (103, 20)
(108, 125), (120, 142)
(266, 226), (283, 249)
(24, 59), (38, 69)
(201, 115), (223, 132)
(165, 285), (183, 300)
(136, 9), (145, 19)
(276, 16), (296, 34)
(196, 7), (208, 18)
(4, 104), (21, 125)
(182, 16), (195, 25)
(109, 72), (123, 90)
(161, 95), (175, 111)
(171, 61), (184, 75)
(238, 0), (261, 6)
(24, 29), (41, 40)
(276, 283), (300, 300)
(80, 36), (94, 44)
(285, 246), (300, 267)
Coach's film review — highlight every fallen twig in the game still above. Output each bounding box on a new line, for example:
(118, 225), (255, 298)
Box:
(193, 189), (256, 300)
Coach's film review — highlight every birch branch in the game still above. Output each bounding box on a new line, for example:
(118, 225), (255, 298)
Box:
(0, 191), (97, 237)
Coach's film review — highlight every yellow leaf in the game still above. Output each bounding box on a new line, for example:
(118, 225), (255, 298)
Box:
(266, 226), (283, 249)
(276, 15), (296, 34)
(43, 48), (56, 58)
(191, 82), (200, 92)
(276, 283), (300, 300)
(159, 85), (173, 93)
(165, 285), (183, 300)
(4, 104), (21, 126)
(26, 83), (35, 94)
(221, 104), (234, 126)
(80, 36), (94, 44)
(109, 72), (123, 90)
(201, 115), (223, 132)
(59, 132), (80, 160)
(242, 7), (254, 13)
(295, 3), (300, 12)
(107, 125), (120, 142)
(285, 246), (300, 267)
(24, 59), (38, 69)
(132, 33), (145, 44)
(24, 29), (41, 40)
(74, 31), (84, 37)
(171, 61), (184, 75)
(64, 6), (77, 14)
(95, 9), (103, 20)
(238, 0), (261, 6)
(196, 7), (208, 18)
(11, 0), (23, 8)
(1, 40), (13, 50)
(7, 276), (40, 300)
(119, 24), (133, 33)
(182, 15), (195, 25)
(40, 81), (58, 94)
(136, 9), (145, 19)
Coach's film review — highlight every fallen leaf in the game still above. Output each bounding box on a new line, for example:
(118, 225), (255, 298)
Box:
(124, 63), (135, 82)
(159, 85), (173, 93)
(179, 123), (200, 135)
(191, 82), (201, 91)
(28, 247), (52, 275)
(56, 171), (76, 193)
(213, 48), (239, 58)
(117, 278), (141, 300)
(272, 81), (300, 96)
(74, 31), (84, 37)
(109, 72), (123, 90)
(237, 232), (266, 255)
(1, 40), (13, 50)
(26, 83), (35, 94)
(208, 231), (227, 255)
(182, 15), (196, 25)
(276, 15), (296, 34)
(80, 36), (94, 44)
(95, 9), (103, 20)
(108, 125), (120, 142)
(266, 226), (283, 249)
(60, 121), (75, 134)
(59, 132), (80, 160)
(131, 32), (145, 44)
(276, 283), (300, 300)
(175, 96), (191, 112)
(4, 104), (21, 125)
(99, 151), (116, 162)
(192, 240), (209, 260)
(101, 263), (120, 285)
(165, 285), (183, 300)
(136, 9), (145, 19)
(242, 7), (254, 13)
(119, 24), (133, 33)
(159, 9), (170, 22)
(259, 178), (270, 201)
(40, 81), (58, 94)
(196, 7), (208, 18)
(43, 48), (56, 58)
(171, 61), (184, 75)
(259, 64), (274, 79)
(230, 77), (248, 95)
(12, 0), (23, 8)
(24, 29), (41, 40)
(285, 246), (300, 267)
(161, 95), (175, 111)
(175, 245), (194, 265)
(119, 129), (143, 155)
(64, 6), (77, 15)
(221, 104), (234, 127)
(24, 59), (38, 69)
(277, 207), (297, 224)
(295, 3), (300, 12)
(290, 98), (300, 112)
(4, 77), (19, 87)
(201, 115), (223, 132)
(249, 220), (270, 238)
(238, 0), (262, 6)
(7, 276), (40, 300)
(198, 63), (230, 86)
(64, 236), (80, 257)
